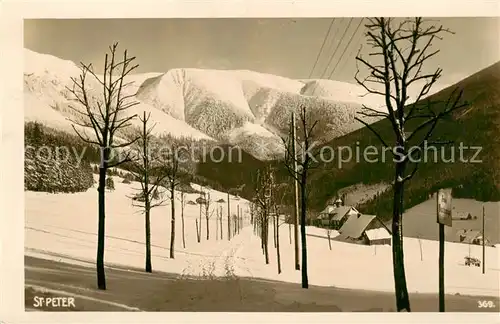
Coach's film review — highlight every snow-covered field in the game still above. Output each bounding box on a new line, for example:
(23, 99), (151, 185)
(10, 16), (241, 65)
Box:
(25, 177), (499, 297)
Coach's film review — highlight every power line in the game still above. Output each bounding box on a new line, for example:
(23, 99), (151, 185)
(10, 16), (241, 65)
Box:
(317, 17), (354, 80)
(315, 20), (343, 78)
(336, 20), (365, 78)
(303, 18), (354, 96)
(328, 18), (365, 80)
(308, 18), (335, 79)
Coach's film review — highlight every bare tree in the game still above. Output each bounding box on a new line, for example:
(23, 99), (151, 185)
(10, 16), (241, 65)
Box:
(177, 191), (187, 248)
(216, 199), (225, 240)
(227, 193), (231, 241)
(273, 183), (289, 275)
(326, 228), (332, 250)
(236, 204), (241, 235)
(66, 43), (139, 290)
(129, 112), (169, 273)
(272, 210), (277, 248)
(196, 193), (206, 243)
(290, 112), (301, 272)
(161, 136), (193, 259)
(215, 205), (220, 240)
(227, 184), (245, 240)
(195, 218), (200, 243)
(220, 205), (224, 239)
(282, 105), (322, 289)
(253, 166), (276, 265)
(201, 188), (216, 241)
(250, 200), (258, 234)
(354, 17), (467, 311)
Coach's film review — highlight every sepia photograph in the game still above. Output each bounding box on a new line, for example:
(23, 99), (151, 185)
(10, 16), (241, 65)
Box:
(2, 1), (500, 320)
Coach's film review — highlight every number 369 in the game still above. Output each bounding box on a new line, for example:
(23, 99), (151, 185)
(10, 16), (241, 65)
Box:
(477, 300), (495, 308)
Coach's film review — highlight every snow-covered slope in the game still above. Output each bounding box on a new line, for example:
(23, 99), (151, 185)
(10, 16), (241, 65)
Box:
(24, 48), (386, 160)
(25, 180), (499, 297)
(301, 79), (385, 109)
(225, 122), (284, 160)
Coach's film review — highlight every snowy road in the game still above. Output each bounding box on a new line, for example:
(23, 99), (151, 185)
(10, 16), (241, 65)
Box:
(24, 256), (500, 312)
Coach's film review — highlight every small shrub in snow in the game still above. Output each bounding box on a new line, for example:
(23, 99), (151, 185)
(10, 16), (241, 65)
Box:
(122, 178), (131, 184)
(122, 172), (135, 182)
(200, 261), (216, 280)
(106, 177), (115, 191)
(223, 257), (236, 279)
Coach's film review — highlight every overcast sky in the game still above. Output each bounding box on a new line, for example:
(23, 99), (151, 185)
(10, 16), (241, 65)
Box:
(24, 18), (499, 87)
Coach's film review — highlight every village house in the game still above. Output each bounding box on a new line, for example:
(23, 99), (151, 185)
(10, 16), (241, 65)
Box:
(315, 198), (359, 229)
(457, 229), (490, 245)
(453, 211), (477, 220)
(364, 227), (392, 245)
(338, 214), (375, 241)
(336, 213), (391, 245)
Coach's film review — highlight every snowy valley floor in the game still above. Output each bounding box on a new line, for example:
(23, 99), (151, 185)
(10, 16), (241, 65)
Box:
(25, 178), (500, 311)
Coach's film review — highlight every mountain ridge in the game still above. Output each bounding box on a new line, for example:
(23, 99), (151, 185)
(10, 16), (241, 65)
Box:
(24, 48), (387, 160)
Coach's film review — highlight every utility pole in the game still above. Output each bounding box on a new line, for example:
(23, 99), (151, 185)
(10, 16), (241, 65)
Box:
(291, 111), (300, 271)
(482, 205), (485, 274)
(438, 221), (445, 312)
(436, 188), (452, 313)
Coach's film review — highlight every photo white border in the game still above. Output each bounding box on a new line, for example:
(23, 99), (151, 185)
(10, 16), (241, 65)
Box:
(1, 0), (499, 323)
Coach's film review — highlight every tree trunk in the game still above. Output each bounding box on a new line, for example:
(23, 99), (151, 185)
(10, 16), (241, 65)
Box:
(327, 231), (332, 250)
(97, 164), (107, 290)
(206, 216), (210, 241)
(206, 198), (210, 240)
(220, 206), (223, 240)
(196, 219), (200, 242)
(300, 176), (308, 289)
(227, 193), (231, 240)
(392, 163), (411, 312)
(198, 203), (202, 243)
(289, 222), (292, 245)
(261, 215), (265, 253)
(276, 215), (282, 274)
(264, 212), (269, 264)
(145, 203), (152, 272)
(143, 114), (152, 272)
(181, 199), (186, 249)
(291, 112), (301, 271)
(273, 215), (277, 248)
(237, 206), (240, 235)
(169, 186), (176, 259)
(216, 210), (219, 241)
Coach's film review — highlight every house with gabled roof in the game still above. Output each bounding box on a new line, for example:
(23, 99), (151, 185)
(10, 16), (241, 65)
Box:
(336, 213), (392, 245)
(339, 214), (376, 240)
(364, 227), (392, 245)
(316, 199), (359, 229)
(457, 229), (491, 246)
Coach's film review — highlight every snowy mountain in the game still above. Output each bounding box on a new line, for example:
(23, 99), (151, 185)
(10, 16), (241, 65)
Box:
(24, 48), (386, 160)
